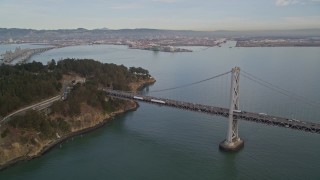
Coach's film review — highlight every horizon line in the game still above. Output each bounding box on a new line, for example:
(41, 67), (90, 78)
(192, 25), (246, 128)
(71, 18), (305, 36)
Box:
(1, 27), (320, 32)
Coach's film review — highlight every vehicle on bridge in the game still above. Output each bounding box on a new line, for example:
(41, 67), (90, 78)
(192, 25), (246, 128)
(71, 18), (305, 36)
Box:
(233, 110), (242, 113)
(258, 113), (267, 116)
(133, 96), (144, 100)
(151, 99), (166, 104)
(292, 118), (300, 122)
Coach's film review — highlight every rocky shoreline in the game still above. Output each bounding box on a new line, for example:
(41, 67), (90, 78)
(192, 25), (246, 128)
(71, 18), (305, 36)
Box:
(0, 79), (154, 171)
(0, 101), (139, 172)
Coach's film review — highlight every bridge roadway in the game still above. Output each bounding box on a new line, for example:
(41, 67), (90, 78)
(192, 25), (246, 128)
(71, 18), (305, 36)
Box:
(1, 47), (55, 64)
(105, 90), (320, 134)
(18, 47), (56, 64)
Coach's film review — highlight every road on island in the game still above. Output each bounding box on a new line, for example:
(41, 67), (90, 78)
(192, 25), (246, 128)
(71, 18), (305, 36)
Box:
(0, 95), (61, 125)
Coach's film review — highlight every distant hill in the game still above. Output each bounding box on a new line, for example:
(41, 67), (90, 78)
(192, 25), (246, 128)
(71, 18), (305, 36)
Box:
(0, 28), (319, 41)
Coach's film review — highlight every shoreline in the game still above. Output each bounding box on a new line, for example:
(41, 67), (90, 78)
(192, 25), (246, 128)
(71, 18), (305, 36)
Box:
(0, 79), (152, 171)
(0, 101), (139, 171)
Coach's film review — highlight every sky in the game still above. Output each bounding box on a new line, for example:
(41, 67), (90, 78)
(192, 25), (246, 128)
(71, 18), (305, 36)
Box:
(0, 0), (320, 31)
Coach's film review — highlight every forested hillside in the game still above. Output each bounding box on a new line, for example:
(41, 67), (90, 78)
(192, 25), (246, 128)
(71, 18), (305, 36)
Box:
(0, 59), (151, 117)
(0, 59), (154, 167)
(0, 62), (61, 116)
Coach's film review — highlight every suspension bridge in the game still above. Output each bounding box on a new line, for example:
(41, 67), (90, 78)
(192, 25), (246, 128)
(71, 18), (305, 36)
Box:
(105, 67), (320, 152)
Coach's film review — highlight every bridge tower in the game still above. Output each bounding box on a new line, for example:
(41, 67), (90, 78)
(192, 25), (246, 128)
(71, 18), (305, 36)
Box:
(219, 67), (244, 151)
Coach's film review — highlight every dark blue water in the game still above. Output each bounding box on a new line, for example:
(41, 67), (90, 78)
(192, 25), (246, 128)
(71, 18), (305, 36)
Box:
(1, 42), (320, 179)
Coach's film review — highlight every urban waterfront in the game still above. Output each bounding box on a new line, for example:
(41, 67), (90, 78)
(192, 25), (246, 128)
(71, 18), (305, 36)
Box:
(1, 42), (320, 179)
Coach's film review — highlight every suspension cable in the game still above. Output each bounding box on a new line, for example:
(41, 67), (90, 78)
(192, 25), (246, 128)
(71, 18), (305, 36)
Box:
(149, 71), (231, 93)
(241, 70), (320, 108)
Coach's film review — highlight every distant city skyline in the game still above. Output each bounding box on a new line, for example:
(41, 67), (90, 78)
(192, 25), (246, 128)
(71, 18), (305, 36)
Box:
(1, 0), (320, 31)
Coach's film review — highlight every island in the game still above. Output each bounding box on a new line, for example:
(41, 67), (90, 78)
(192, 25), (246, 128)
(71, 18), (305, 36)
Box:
(0, 59), (155, 170)
(129, 43), (193, 52)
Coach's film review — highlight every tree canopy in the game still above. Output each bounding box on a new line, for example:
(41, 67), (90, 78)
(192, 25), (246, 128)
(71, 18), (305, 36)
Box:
(0, 59), (149, 117)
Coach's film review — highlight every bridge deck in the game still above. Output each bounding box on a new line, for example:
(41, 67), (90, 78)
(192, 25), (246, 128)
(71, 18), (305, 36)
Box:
(105, 90), (320, 134)
(1, 47), (55, 64)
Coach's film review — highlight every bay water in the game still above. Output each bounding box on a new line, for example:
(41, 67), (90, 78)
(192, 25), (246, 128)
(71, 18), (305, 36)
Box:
(0, 42), (320, 179)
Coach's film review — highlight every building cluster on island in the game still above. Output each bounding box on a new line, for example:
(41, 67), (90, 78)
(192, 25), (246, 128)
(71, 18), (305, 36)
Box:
(127, 42), (192, 52)
(123, 38), (227, 52)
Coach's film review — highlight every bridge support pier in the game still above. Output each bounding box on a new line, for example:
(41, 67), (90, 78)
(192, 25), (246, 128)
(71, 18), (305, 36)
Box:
(219, 67), (244, 152)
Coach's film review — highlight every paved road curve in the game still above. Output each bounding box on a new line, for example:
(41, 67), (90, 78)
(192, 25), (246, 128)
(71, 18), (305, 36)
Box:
(1, 95), (61, 124)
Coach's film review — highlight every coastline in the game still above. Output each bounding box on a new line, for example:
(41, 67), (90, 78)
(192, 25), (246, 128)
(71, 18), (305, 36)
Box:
(0, 79), (153, 171)
(0, 101), (139, 171)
